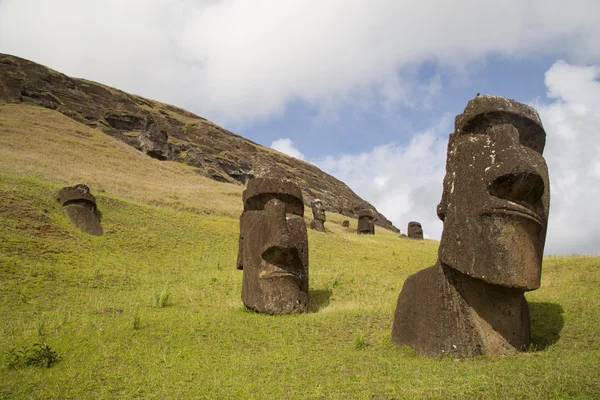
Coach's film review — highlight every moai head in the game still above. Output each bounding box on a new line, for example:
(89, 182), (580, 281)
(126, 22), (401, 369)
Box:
(407, 221), (423, 240)
(56, 184), (103, 235)
(342, 220), (350, 228)
(311, 199), (326, 222)
(437, 96), (550, 290)
(357, 209), (375, 234)
(237, 178), (309, 314)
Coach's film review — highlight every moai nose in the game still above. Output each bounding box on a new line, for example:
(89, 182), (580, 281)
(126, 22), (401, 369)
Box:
(264, 198), (292, 249)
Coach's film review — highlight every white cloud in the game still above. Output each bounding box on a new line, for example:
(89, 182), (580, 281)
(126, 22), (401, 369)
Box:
(270, 138), (305, 160)
(316, 61), (600, 255)
(1, 0), (599, 124)
(535, 60), (600, 255)
(315, 116), (451, 239)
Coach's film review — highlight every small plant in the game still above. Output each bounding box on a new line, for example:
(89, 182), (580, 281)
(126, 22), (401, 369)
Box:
(132, 307), (141, 330)
(7, 342), (60, 369)
(354, 333), (368, 350)
(152, 288), (170, 308)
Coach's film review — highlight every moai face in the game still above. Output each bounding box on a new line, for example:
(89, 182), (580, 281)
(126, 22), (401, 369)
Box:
(407, 221), (423, 239)
(357, 209), (375, 234)
(56, 184), (103, 235)
(437, 96), (550, 290)
(237, 178), (309, 314)
(311, 199), (326, 221)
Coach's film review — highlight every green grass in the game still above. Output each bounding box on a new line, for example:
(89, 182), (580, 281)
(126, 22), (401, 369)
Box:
(0, 102), (599, 398)
(0, 173), (598, 399)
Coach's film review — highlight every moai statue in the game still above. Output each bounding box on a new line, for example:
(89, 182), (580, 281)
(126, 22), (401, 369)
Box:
(342, 220), (350, 228)
(309, 198), (326, 232)
(236, 178), (309, 314)
(56, 184), (103, 235)
(357, 209), (375, 234)
(392, 95), (550, 358)
(407, 221), (424, 240)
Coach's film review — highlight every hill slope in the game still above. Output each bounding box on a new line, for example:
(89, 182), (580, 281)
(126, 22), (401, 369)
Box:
(0, 53), (398, 232)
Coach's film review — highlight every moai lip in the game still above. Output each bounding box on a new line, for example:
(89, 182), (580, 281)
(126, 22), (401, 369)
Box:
(237, 178), (309, 314)
(407, 221), (423, 240)
(56, 184), (103, 236)
(392, 95), (550, 358)
(357, 209), (375, 235)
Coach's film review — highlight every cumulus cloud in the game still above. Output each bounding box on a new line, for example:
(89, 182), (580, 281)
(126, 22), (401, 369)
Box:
(317, 61), (600, 255)
(535, 61), (600, 254)
(270, 138), (305, 160)
(1, 0), (599, 123)
(315, 116), (451, 239)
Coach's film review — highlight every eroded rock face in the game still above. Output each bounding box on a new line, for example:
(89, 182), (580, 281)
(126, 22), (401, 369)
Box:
(236, 178), (309, 314)
(357, 209), (375, 235)
(392, 95), (550, 358)
(56, 184), (103, 235)
(309, 199), (326, 232)
(407, 221), (423, 240)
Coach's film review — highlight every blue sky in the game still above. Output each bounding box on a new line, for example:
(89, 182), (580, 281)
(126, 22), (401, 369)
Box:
(1, 0), (599, 254)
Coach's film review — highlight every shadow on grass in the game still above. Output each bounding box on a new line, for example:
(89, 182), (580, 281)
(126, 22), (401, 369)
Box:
(529, 301), (564, 350)
(308, 289), (332, 313)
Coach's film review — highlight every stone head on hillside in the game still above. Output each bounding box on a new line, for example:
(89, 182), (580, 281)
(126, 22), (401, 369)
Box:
(357, 209), (375, 235)
(392, 95), (550, 358)
(342, 220), (350, 228)
(56, 184), (103, 235)
(236, 178), (309, 314)
(309, 198), (326, 232)
(407, 221), (423, 240)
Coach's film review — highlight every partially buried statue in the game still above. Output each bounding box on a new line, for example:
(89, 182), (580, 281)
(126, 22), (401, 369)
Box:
(407, 221), (423, 240)
(392, 95), (550, 358)
(237, 178), (309, 314)
(357, 209), (375, 235)
(309, 198), (326, 232)
(56, 184), (103, 235)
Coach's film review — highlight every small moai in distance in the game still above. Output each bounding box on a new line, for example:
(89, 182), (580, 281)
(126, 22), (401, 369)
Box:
(407, 221), (423, 240)
(309, 198), (326, 232)
(236, 178), (309, 314)
(392, 95), (550, 358)
(56, 184), (103, 235)
(357, 209), (375, 234)
(342, 220), (350, 227)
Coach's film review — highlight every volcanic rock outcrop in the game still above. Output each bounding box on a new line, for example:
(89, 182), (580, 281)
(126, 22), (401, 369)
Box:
(56, 184), (103, 235)
(236, 178), (309, 314)
(0, 53), (398, 232)
(392, 95), (550, 358)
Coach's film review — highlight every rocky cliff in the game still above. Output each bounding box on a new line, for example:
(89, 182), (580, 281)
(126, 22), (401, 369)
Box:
(0, 53), (399, 232)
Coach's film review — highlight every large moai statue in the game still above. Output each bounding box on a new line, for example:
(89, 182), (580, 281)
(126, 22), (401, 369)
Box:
(357, 209), (375, 235)
(309, 198), (326, 232)
(392, 95), (550, 358)
(236, 178), (309, 314)
(407, 221), (423, 240)
(56, 184), (103, 235)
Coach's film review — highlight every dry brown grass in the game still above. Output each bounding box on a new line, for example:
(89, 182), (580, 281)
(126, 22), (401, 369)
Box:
(0, 102), (243, 218)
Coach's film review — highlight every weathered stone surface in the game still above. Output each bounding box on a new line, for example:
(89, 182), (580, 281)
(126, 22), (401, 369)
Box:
(392, 95), (550, 358)
(309, 199), (326, 232)
(407, 221), (423, 240)
(357, 209), (375, 235)
(342, 220), (350, 227)
(237, 178), (309, 314)
(56, 184), (103, 235)
(0, 53), (398, 232)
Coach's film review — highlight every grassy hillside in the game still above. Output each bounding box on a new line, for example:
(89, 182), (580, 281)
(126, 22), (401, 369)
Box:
(0, 102), (599, 399)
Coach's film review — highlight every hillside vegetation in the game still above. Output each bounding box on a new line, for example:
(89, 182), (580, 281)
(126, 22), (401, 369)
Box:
(0, 102), (599, 399)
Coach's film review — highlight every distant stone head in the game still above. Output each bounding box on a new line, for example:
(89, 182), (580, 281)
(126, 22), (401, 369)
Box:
(56, 184), (103, 236)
